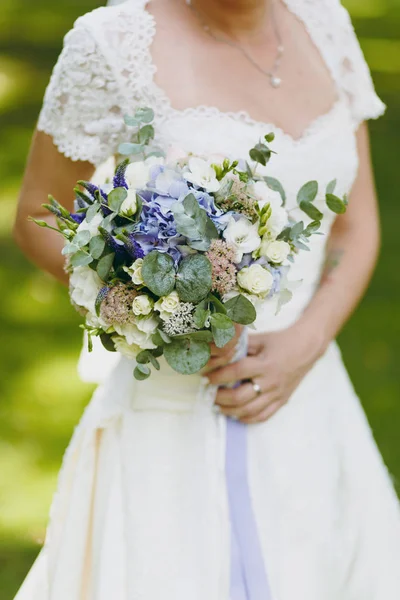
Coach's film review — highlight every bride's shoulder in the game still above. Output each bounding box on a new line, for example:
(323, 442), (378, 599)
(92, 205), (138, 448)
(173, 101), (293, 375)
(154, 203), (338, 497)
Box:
(70, 0), (150, 40)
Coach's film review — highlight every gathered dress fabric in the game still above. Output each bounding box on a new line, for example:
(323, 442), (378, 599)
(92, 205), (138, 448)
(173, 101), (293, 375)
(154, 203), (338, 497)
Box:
(15, 1), (400, 599)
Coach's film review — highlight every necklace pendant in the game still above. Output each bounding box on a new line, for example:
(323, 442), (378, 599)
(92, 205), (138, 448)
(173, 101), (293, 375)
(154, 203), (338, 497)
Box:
(270, 75), (282, 88)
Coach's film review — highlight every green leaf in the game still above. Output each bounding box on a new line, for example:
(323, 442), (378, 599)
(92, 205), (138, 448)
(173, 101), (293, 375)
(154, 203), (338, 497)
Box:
(89, 235), (106, 259)
(193, 305), (210, 329)
(290, 221), (304, 238)
(108, 187), (128, 213)
(141, 251), (176, 297)
(174, 331), (213, 343)
(97, 252), (115, 281)
(249, 148), (268, 166)
(74, 230), (91, 248)
(148, 354), (161, 370)
(297, 181), (318, 205)
(172, 194), (217, 246)
(70, 250), (93, 268)
(208, 293), (227, 314)
(299, 201), (323, 221)
(152, 346), (164, 358)
(86, 202), (101, 223)
(62, 243), (79, 256)
(304, 220), (322, 236)
(136, 350), (151, 364)
(164, 338), (211, 375)
(210, 313), (236, 348)
(124, 114), (140, 127)
(326, 179), (337, 195)
(264, 132), (275, 143)
(176, 254), (212, 303)
(118, 142), (145, 156)
(224, 294), (256, 325)
(138, 124), (155, 145)
(134, 364), (151, 380)
(135, 107), (155, 123)
(264, 176), (286, 206)
(100, 333), (116, 353)
(326, 193), (347, 215)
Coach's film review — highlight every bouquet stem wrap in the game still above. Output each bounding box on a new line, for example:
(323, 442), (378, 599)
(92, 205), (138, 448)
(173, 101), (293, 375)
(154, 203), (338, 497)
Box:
(225, 330), (273, 600)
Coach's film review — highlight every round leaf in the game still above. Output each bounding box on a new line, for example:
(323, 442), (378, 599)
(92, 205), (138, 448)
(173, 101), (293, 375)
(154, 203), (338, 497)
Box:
(108, 187), (128, 213)
(326, 193), (347, 215)
(164, 338), (211, 375)
(134, 364), (151, 380)
(299, 201), (323, 221)
(89, 235), (106, 259)
(176, 254), (212, 303)
(118, 142), (145, 156)
(297, 181), (318, 205)
(210, 313), (236, 348)
(224, 294), (256, 325)
(97, 252), (115, 281)
(100, 333), (116, 353)
(70, 250), (93, 268)
(141, 251), (176, 297)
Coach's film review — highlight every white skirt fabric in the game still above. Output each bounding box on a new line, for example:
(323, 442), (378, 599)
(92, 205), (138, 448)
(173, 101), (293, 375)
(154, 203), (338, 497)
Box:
(15, 340), (400, 600)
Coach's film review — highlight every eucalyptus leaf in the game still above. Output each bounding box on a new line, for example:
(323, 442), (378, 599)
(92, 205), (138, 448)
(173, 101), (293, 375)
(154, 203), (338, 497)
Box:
(89, 235), (106, 259)
(135, 107), (155, 123)
(134, 364), (151, 380)
(138, 124), (155, 145)
(100, 333), (116, 353)
(108, 187), (128, 213)
(148, 354), (161, 370)
(326, 179), (337, 195)
(136, 350), (151, 364)
(141, 251), (176, 297)
(193, 306), (210, 329)
(118, 142), (145, 156)
(176, 254), (212, 303)
(86, 202), (101, 223)
(62, 243), (79, 256)
(70, 250), (93, 268)
(172, 194), (217, 244)
(297, 181), (318, 205)
(210, 313), (236, 348)
(97, 252), (115, 281)
(74, 230), (91, 248)
(304, 220), (322, 236)
(224, 294), (256, 325)
(326, 193), (347, 215)
(164, 338), (211, 375)
(264, 176), (286, 206)
(208, 293), (227, 314)
(299, 201), (323, 221)
(124, 114), (140, 127)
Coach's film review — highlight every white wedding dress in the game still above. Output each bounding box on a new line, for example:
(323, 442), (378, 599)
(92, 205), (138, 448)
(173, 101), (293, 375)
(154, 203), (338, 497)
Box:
(15, 1), (400, 599)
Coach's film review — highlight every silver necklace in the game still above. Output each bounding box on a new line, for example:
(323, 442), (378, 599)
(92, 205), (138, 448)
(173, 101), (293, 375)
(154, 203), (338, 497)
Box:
(186, 0), (284, 88)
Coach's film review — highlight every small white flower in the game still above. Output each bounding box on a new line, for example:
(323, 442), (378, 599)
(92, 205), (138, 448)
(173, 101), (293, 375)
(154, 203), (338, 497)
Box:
(184, 157), (220, 192)
(76, 212), (103, 239)
(132, 294), (153, 316)
(223, 216), (261, 263)
(264, 207), (288, 240)
(70, 266), (103, 313)
(120, 189), (138, 217)
(113, 336), (141, 359)
(124, 258), (144, 286)
(260, 239), (291, 264)
(250, 181), (282, 211)
(237, 264), (274, 298)
(154, 291), (180, 321)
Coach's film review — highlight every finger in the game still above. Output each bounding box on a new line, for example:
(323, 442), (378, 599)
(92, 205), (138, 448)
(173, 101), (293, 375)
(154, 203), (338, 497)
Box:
(220, 394), (273, 420)
(247, 334), (265, 356)
(240, 399), (283, 424)
(202, 352), (236, 374)
(215, 382), (255, 407)
(207, 355), (263, 386)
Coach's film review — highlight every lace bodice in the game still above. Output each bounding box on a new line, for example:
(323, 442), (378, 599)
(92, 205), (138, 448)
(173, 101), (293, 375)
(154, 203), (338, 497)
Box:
(38, 0), (384, 167)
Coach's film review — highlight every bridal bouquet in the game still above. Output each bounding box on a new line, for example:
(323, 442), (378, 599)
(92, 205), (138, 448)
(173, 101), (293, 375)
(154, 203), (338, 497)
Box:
(33, 108), (347, 380)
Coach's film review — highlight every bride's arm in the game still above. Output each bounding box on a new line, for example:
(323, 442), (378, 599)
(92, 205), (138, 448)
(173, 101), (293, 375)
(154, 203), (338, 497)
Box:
(208, 123), (381, 423)
(14, 131), (95, 285)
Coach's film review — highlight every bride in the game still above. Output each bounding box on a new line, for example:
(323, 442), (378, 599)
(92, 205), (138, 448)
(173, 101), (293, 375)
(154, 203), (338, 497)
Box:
(13, 0), (400, 599)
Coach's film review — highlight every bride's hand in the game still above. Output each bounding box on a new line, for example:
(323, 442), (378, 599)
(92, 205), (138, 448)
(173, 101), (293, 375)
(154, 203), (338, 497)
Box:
(207, 324), (326, 424)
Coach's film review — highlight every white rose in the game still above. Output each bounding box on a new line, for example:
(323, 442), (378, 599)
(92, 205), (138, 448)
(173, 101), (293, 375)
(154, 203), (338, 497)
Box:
(184, 157), (220, 192)
(237, 264), (274, 298)
(113, 321), (157, 350)
(132, 294), (153, 316)
(76, 212), (103, 239)
(135, 314), (159, 334)
(70, 266), (103, 313)
(261, 239), (291, 264)
(264, 206), (288, 240)
(124, 258), (144, 286)
(120, 189), (138, 217)
(113, 336), (141, 359)
(125, 156), (164, 190)
(223, 216), (261, 263)
(154, 291), (180, 321)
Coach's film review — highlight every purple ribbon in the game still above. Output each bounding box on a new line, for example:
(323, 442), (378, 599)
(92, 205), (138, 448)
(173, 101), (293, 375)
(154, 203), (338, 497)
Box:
(224, 335), (273, 600)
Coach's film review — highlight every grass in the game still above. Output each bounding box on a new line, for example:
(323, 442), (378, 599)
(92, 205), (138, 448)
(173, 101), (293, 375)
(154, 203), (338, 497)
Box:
(0, 0), (399, 597)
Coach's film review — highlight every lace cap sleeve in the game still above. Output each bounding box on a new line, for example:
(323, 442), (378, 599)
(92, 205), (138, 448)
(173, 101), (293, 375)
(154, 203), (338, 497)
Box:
(336, 3), (385, 127)
(37, 18), (127, 166)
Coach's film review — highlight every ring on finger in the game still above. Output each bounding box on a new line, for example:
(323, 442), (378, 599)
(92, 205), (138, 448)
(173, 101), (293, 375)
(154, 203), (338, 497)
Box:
(251, 379), (262, 397)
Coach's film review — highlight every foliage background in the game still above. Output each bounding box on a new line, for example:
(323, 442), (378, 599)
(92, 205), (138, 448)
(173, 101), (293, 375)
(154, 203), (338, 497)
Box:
(0, 0), (399, 596)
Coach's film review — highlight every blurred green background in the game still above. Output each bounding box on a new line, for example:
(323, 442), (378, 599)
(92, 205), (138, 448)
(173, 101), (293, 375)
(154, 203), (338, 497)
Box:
(0, 0), (399, 596)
